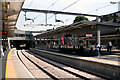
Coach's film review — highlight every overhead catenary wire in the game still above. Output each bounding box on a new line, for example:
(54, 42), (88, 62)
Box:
(27, 0), (59, 25)
(26, 0), (80, 26)
(47, 0), (59, 9)
(24, 0), (34, 25)
(40, 0), (80, 24)
(27, 0), (34, 9)
(18, 0), (34, 28)
(87, 4), (112, 13)
(33, 0), (59, 20)
(64, 3), (114, 22)
(21, 1), (118, 31)
(26, 1), (114, 27)
(26, 0), (59, 25)
(62, 0), (80, 10)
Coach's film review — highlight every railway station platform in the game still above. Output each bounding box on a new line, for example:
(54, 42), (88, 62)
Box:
(35, 47), (120, 61)
(1, 48), (120, 79)
(4, 49), (35, 79)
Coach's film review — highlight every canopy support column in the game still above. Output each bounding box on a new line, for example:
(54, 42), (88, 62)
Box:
(97, 25), (101, 45)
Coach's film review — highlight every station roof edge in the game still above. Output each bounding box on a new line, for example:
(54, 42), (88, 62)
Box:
(34, 21), (120, 38)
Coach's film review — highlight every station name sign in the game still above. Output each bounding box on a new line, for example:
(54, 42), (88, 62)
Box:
(86, 34), (92, 37)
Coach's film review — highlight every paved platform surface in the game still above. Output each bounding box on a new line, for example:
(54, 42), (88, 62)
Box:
(33, 48), (120, 67)
(99, 49), (120, 61)
(5, 49), (34, 79)
(36, 47), (120, 62)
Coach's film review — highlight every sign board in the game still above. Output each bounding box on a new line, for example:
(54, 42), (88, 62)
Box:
(86, 34), (92, 37)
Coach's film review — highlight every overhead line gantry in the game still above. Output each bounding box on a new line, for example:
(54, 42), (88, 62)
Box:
(22, 8), (100, 26)
(22, 8), (100, 17)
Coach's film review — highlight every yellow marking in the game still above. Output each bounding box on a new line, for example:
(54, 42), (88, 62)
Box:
(5, 49), (17, 79)
(106, 55), (120, 57)
(81, 57), (119, 64)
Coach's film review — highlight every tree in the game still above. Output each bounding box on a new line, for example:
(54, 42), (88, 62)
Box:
(56, 26), (65, 29)
(14, 27), (17, 29)
(73, 16), (89, 23)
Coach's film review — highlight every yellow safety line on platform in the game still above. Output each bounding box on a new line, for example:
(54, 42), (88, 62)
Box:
(81, 57), (120, 64)
(5, 49), (17, 79)
(107, 55), (120, 57)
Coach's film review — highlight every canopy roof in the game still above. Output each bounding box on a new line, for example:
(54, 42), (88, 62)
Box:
(35, 21), (120, 38)
(2, 1), (25, 37)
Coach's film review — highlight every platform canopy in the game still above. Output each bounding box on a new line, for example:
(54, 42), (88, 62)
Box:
(35, 21), (120, 39)
(2, 0), (25, 37)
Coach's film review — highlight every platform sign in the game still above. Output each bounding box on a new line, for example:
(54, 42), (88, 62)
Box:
(86, 34), (92, 37)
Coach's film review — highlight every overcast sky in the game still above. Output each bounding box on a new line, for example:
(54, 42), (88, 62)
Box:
(16, 0), (119, 31)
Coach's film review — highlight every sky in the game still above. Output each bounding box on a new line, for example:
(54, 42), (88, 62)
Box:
(16, 0), (120, 31)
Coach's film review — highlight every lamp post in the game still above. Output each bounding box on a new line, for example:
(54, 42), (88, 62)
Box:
(110, 1), (120, 11)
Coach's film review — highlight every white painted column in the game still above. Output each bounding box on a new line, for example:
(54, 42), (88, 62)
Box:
(97, 26), (101, 45)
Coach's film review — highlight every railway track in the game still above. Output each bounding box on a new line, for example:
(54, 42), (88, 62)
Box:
(17, 50), (80, 79)
(17, 50), (108, 80)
